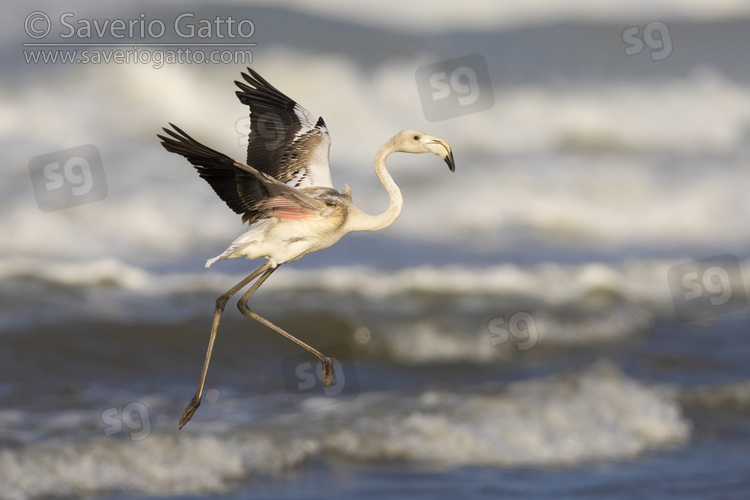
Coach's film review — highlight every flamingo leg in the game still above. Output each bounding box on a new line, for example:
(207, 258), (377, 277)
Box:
(236, 265), (335, 391)
(179, 262), (271, 429)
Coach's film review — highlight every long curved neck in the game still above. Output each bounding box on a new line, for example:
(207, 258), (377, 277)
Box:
(348, 141), (403, 232)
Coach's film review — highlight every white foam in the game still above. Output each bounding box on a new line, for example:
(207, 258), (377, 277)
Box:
(491, 69), (750, 154)
(319, 362), (689, 466)
(375, 304), (654, 364)
(0, 433), (315, 500)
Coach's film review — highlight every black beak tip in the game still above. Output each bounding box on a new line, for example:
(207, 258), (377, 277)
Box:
(445, 154), (455, 172)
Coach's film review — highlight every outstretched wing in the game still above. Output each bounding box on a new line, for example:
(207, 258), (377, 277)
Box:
(158, 123), (326, 225)
(235, 67), (334, 190)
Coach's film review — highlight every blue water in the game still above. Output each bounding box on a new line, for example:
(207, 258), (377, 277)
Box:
(3, 1), (750, 499)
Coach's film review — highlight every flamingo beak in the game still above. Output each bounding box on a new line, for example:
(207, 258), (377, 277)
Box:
(423, 136), (455, 172)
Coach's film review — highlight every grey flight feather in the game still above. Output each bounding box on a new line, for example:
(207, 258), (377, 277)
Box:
(235, 67), (334, 190)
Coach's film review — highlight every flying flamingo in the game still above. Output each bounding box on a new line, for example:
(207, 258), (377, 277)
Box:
(158, 67), (455, 428)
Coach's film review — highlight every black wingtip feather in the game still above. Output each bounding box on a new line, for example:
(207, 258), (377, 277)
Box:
(158, 68), (332, 225)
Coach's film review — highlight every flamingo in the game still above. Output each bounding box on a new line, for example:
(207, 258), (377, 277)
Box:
(158, 67), (455, 428)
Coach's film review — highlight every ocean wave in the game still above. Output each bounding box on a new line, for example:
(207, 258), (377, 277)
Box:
(312, 361), (689, 466)
(0, 362), (690, 499)
(681, 380), (750, 414)
(2, 255), (745, 327)
(4, 256), (747, 365)
(0, 256), (682, 315)
(3, 256), (743, 307)
(0, 433), (316, 500)
(372, 303), (654, 365)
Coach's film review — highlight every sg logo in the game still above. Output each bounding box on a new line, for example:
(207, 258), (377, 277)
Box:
(667, 254), (746, 322)
(236, 111), (288, 151)
(430, 66), (482, 107)
(101, 401), (152, 442)
(28, 144), (107, 212)
(487, 311), (541, 351)
(294, 357), (347, 395)
(416, 53), (494, 122)
(622, 21), (673, 61)
(281, 344), (359, 411)
(236, 116), (250, 147)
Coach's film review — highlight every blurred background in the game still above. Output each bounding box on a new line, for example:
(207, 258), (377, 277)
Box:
(2, 1), (750, 498)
